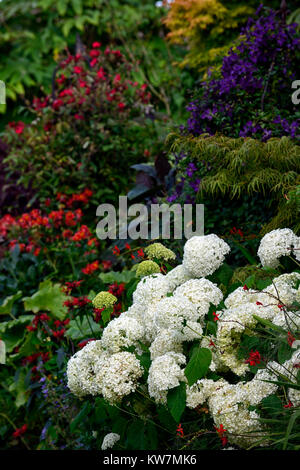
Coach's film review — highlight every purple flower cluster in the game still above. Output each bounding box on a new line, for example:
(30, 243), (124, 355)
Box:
(185, 7), (300, 141)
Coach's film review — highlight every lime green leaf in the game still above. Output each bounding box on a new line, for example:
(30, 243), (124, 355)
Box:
(23, 280), (69, 320)
(184, 347), (212, 386)
(0, 291), (22, 316)
(99, 270), (136, 284)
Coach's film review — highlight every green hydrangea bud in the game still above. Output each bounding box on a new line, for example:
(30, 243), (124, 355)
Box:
(92, 291), (117, 309)
(136, 260), (161, 278)
(145, 243), (176, 262)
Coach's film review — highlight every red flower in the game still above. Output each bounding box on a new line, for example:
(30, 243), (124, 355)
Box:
(245, 350), (261, 366)
(284, 400), (293, 408)
(89, 49), (100, 58)
(82, 260), (100, 275)
(209, 340), (216, 348)
(9, 121), (25, 134)
(114, 74), (121, 84)
(97, 67), (106, 80)
(78, 338), (96, 349)
(125, 243), (131, 250)
(113, 245), (121, 256)
(73, 66), (84, 74)
(256, 301), (263, 306)
(287, 331), (295, 347)
(137, 249), (144, 258)
(176, 423), (184, 438)
(118, 102), (125, 111)
(92, 41), (101, 48)
(90, 58), (98, 67)
(94, 308), (104, 323)
(213, 311), (219, 322)
(12, 424), (27, 438)
(215, 423), (228, 445)
(243, 284), (249, 291)
(102, 260), (112, 271)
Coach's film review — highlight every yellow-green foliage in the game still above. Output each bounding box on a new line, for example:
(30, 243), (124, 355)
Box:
(167, 133), (300, 234)
(164, 0), (254, 70)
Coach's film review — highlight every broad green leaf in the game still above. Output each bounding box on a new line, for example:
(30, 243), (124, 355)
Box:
(70, 402), (91, 433)
(99, 270), (136, 284)
(66, 316), (101, 341)
(167, 382), (186, 423)
(0, 315), (34, 353)
(0, 291), (22, 316)
(184, 347), (212, 386)
(23, 280), (69, 320)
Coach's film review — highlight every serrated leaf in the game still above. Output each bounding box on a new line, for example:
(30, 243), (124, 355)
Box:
(23, 280), (69, 320)
(167, 382), (186, 423)
(184, 347), (212, 386)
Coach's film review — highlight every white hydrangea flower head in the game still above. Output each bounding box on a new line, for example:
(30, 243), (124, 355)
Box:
(101, 314), (145, 353)
(175, 278), (223, 321)
(149, 329), (183, 360)
(208, 382), (266, 448)
(216, 303), (261, 375)
(186, 378), (227, 409)
(253, 273), (300, 316)
(142, 300), (162, 344)
(67, 341), (108, 397)
(182, 234), (230, 278)
(132, 273), (170, 307)
(165, 264), (193, 292)
(147, 352), (186, 404)
(273, 310), (300, 329)
(153, 295), (200, 340)
(94, 351), (143, 404)
(257, 228), (298, 268)
(101, 433), (120, 450)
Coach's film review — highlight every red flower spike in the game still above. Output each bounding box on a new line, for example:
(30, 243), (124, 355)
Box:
(213, 311), (219, 322)
(245, 350), (261, 366)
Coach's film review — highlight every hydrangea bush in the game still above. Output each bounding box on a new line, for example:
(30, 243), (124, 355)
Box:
(66, 229), (300, 450)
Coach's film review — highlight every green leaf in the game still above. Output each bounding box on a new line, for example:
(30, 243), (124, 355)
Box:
(261, 394), (283, 415)
(167, 382), (186, 423)
(0, 316), (34, 353)
(0, 291), (22, 316)
(66, 316), (101, 341)
(278, 342), (293, 364)
(232, 241), (257, 265)
(252, 315), (286, 333)
(102, 307), (113, 326)
(70, 402), (91, 433)
(184, 347), (212, 386)
(23, 280), (69, 320)
(99, 270), (136, 284)
(283, 410), (300, 450)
